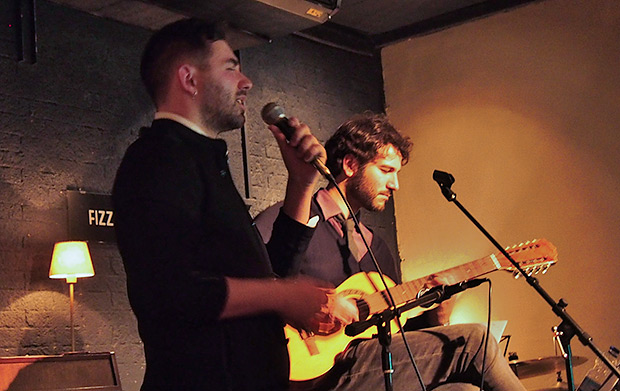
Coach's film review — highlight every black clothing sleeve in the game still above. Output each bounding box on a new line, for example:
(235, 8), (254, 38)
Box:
(267, 208), (315, 277)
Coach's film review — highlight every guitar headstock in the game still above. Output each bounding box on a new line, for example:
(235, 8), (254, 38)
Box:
(496, 239), (558, 278)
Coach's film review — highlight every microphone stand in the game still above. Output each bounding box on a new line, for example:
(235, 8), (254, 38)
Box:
(432, 170), (620, 391)
(345, 290), (445, 391)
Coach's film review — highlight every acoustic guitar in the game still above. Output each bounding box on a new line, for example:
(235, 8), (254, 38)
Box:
(286, 239), (558, 381)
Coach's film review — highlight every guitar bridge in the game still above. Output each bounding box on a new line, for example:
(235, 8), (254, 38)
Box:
(298, 330), (319, 356)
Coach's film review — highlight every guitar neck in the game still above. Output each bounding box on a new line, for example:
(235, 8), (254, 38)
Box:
(364, 254), (499, 314)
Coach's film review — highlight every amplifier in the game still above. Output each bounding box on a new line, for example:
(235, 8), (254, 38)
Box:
(0, 352), (122, 391)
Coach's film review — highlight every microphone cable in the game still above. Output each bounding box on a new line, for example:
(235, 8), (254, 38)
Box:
(329, 165), (428, 391)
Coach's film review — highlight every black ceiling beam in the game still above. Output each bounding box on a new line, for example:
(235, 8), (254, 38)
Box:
(371, 0), (544, 48)
(294, 21), (378, 57)
(17, 0), (37, 63)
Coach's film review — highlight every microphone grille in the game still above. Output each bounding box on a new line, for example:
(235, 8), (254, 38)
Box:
(261, 102), (286, 125)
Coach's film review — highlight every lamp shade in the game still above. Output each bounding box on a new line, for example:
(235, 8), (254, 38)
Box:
(49, 241), (95, 283)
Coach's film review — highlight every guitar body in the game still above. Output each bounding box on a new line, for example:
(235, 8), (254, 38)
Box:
(286, 272), (409, 382)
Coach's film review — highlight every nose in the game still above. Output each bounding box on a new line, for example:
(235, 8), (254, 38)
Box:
(387, 173), (399, 191)
(239, 72), (253, 91)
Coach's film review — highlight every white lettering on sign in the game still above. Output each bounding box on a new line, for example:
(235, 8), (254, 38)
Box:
(88, 209), (114, 227)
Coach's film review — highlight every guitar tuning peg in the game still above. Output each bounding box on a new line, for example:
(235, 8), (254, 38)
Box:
(526, 268), (534, 276)
(542, 264), (550, 274)
(513, 271), (521, 279)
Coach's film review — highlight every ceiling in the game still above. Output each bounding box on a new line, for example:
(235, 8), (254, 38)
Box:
(49, 0), (540, 55)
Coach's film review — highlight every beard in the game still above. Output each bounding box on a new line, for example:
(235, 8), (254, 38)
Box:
(199, 82), (246, 133)
(346, 168), (390, 212)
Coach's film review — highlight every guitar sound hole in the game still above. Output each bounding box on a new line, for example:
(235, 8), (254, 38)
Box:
(356, 299), (369, 320)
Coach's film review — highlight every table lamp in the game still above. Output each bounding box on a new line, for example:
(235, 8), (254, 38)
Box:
(49, 241), (95, 352)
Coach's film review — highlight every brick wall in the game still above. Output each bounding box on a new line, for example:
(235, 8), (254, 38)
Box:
(0, 1), (396, 390)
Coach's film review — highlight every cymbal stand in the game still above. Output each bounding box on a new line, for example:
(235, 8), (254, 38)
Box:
(432, 170), (620, 391)
(553, 324), (576, 390)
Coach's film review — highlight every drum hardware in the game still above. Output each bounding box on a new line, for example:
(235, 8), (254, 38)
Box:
(510, 356), (588, 379)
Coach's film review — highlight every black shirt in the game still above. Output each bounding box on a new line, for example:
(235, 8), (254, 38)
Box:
(113, 119), (313, 390)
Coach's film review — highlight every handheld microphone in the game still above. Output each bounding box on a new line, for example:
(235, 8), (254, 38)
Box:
(261, 102), (332, 179)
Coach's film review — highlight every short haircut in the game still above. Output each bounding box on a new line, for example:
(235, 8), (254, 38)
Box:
(140, 18), (226, 105)
(325, 113), (412, 177)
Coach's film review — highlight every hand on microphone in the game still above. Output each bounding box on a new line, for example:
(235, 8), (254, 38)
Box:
(268, 117), (326, 186)
(262, 102), (329, 224)
(262, 102), (331, 180)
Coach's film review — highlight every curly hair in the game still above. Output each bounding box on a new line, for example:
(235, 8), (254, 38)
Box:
(140, 18), (226, 105)
(325, 113), (412, 177)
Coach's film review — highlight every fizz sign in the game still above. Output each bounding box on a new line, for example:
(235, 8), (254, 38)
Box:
(67, 190), (116, 243)
(88, 209), (114, 227)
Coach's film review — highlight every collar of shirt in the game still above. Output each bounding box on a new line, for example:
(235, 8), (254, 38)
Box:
(154, 112), (219, 139)
(315, 188), (373, 257)
(315, 188), (344, 222)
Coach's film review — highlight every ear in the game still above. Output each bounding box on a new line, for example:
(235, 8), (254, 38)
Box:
(341, 154), (360, 178)
(177, 64), (198, 96)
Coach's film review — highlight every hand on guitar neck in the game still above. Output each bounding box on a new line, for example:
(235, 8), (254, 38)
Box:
(421, 274), (456, 326)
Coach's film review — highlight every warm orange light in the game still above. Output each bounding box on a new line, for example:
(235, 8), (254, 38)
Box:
(49, 241), (95, 283)
(49, 241), (95, 352)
